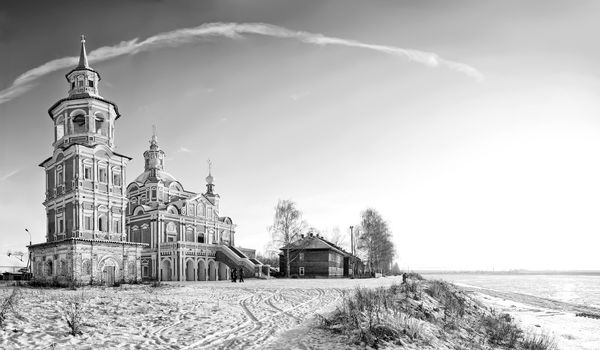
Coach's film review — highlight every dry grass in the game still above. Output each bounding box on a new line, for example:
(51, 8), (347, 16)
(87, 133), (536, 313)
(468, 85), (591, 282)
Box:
(62, 292), (87, 336)
(522, 331), (557, 350)
(0, 288), (21, 328)
(319, 279), (559, 350)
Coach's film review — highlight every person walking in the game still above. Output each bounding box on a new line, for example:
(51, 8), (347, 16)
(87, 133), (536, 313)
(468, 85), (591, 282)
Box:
(238, 266), (244, 283)
(231, 267), (237, 283)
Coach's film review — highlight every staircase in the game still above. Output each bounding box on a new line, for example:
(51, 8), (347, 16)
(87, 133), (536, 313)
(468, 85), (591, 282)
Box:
(215, 245), (266, 278)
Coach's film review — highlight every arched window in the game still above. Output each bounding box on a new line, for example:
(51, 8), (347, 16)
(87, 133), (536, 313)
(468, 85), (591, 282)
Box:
(95, 113), (107, 136)
(186, 227), (194, 242)
(141, 224), (151, 244)
(71, 111), (86, 134)
(82, 260), (91, 275)
(46, 260), (53, 276)
(132, 225), (140, 242)
(98, 214), (108, 232)
(133, 206), (145, 216)
(197, 203), (205, 217)
(55, 116), (65, 140)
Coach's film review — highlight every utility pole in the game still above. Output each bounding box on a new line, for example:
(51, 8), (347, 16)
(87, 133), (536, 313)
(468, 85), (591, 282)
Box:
(24, 228), (32, 274)
(349, 225), (354, 276)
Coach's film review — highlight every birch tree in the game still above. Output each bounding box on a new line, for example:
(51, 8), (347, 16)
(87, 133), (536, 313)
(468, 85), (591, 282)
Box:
(269, 199), (307, 277)
(357, 208), (396, 274)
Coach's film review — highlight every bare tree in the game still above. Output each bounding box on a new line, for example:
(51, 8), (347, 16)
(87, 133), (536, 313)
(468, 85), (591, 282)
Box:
(269, 199), (307, 277)
(356, 208), (396, 275)
(323, 226), (349, 251)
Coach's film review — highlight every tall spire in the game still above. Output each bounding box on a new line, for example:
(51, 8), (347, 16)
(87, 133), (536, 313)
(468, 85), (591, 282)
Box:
(150, 124), (159, 150)
(78, 34), (89, 69)
(206, 159), (215, 195)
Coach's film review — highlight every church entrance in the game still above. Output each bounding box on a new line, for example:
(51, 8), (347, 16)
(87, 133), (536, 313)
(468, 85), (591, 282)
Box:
(161, 260), (172, 281)
(185, 260), (195, 281)
(105, 266), (115, 286)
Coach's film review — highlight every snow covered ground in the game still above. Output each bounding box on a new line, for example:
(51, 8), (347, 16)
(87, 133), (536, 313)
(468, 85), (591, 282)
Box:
(0, 277), (402, 350)
(1, 277), (598, 349)
(461, 285), (600, 350)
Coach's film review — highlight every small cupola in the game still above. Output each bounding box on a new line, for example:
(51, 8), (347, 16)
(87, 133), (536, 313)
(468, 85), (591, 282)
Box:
(66, 35), (101, 97)
(143, 126), (166, 173)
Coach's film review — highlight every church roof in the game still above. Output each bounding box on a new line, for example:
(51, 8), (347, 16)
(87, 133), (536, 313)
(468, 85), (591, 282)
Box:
(48, 95), (120, 120)
(133, 169), (178, 185)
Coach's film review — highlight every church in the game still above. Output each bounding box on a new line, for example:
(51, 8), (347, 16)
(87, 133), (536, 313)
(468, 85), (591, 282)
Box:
(29, 36), (264, 285)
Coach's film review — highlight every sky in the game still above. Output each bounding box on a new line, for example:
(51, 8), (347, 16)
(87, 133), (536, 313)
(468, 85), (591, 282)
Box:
(1, 0), (600, 271)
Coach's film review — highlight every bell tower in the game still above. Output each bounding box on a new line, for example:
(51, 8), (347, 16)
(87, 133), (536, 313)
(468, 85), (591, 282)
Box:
(40, 35), (131, 242)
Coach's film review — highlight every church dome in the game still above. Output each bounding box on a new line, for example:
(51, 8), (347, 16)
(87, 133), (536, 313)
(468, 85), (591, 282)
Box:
(134, 169), (177, 184)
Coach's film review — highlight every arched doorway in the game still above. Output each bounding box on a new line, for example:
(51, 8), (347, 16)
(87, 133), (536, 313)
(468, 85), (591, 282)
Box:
(161, 259), (172, 281)
(186, 259), (195, 281)
(218, 262), (229, 281)
(198, 260), (206, 281)
(208, 260), (216, 281)
(100, 257), (119, 286)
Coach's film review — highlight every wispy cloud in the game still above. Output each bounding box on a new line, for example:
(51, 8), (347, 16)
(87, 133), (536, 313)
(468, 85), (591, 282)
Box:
(0, 169), (19, 182)
(177, 146), (197, 154)
(290, 91), (311, 101)
(0, 22), (483, 105)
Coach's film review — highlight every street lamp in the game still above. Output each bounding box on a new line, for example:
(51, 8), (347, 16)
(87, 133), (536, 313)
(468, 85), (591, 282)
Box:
(25, 228), (32, 274)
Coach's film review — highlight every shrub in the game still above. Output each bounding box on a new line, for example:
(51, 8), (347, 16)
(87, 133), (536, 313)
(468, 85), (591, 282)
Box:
(62, 292), (87, 336)
(481, 312), (522, 348)
(406, 272), (424, 280)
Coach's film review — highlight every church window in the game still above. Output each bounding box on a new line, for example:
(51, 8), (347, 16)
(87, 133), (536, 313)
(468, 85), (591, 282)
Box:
(83, 166), (92, 180)
(71, 81), (75, 90)
(299, 253), (304, 262)
(77, 76), (84, 87)
(84, 216), (92, 230)
(98, 167), (107, 183)
(114, 219), (121, 233)
(113, 173), (121, 186)
(88, 80), (94, 88)
(60, 260), (67, 276)
(58, 218), (64, 233)
(56, 123), (64, 140)
(128, 262), (135, 276)
(95, 115), (107, 136)
(299, 267), (305, 276)
(56, 168), (64, 185)
(46, 261), (53, 276)
(197, 233), (205, 243)
(141, 225), (151, 244)
(82, 260), (91, 275)
(98, 215), (107, 232)
(72, 113), (86, 133)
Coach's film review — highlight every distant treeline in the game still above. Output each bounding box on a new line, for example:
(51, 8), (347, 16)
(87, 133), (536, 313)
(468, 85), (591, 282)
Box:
(418, 270), (600, 276)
